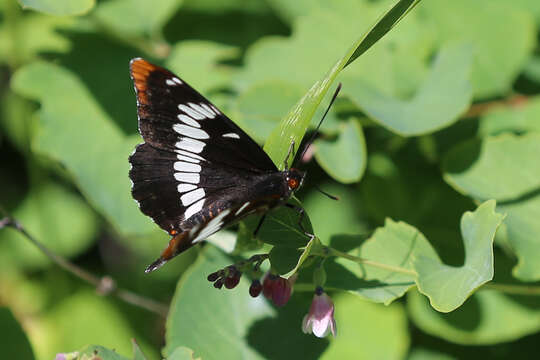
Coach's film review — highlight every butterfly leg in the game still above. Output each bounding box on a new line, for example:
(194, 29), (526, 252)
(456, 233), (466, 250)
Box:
(253, 214), (267, 237)
(285, 203), (314, 238)
(283, 141), (296, 170)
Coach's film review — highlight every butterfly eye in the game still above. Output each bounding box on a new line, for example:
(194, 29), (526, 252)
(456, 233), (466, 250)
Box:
(288, 178), (299, 190)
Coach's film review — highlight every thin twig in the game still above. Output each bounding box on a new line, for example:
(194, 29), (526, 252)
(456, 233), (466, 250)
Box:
(463, 94), (528, 118)
(483, 283), (540, 296)
(0, 211), (169, 317)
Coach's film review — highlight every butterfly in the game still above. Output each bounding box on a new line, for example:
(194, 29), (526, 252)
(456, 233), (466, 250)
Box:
(129, 58), (309, 272)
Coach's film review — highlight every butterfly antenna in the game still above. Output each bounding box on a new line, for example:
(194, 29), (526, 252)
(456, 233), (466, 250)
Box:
(298, 83), (342, 163)
(314, 185), (339, 201)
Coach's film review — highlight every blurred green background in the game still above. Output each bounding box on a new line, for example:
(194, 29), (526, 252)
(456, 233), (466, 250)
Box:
(1, 0), (540, 359)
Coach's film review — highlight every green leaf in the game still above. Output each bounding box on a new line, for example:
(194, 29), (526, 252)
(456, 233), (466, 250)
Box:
(131, 340), (148, 360)
(0, 307), (34, 360)
(18, 0), (95, 15)
(94, 0), (182, 36)
(524, 56), (540, 83)
(167, 347), (201, 360)
(11, 62), (154, 235)
(165, 247), (275, 359)
(407, 348), (456, 360)
(234, 81), (304, 143)
(497, 193), (540, 281)
(414, 200), (504, 312)
(262, 0), (423, 167)
(327, 219), (437, 305)
(77, 346), (130, 360)
(166, 40), (238, 93)
(345, 43), (473, 136)
(321, 295), (409, 360)
(322, 201), (503, 310)
(478, 96), (540, 136)
(269, 235), (318, 276)
(302, 183), (369, 244)
(0, 182), (98, 270)
(314, 118), (366, 183)
(443, 134), (540, 201)
(0, 12), (74, 66)
(420, 0), (535, 98)
(42, 291), (157, 360)
(408, 288), (540, 345)
(241, 197), (313, 248)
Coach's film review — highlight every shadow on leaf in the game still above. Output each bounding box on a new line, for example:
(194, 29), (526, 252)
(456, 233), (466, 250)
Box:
(246, 293), (329, 359)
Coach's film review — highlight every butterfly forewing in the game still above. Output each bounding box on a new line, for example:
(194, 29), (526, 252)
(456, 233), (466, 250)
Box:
(129, 58), (285, 269)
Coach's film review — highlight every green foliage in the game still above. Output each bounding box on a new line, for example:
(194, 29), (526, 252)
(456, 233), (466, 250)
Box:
(165, 247), (276, 360)
(345, 43), (473, 136)
(415, 201), (504, 312)
(0, 307), (34, 360)
(18, 0), (95, 16)
(2, 0), (540, 359)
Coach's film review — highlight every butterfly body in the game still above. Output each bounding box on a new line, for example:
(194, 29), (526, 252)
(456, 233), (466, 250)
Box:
(128, 58), (305, 272)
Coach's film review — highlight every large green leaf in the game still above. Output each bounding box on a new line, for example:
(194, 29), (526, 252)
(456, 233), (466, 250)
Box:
(321, 201), (503, 311)
(408, 288), (540, 345)
(234, 81), (304, 144)
(167, 347), (201, 360)
(345, 43), (472, 136)
(320, 295), (410, 360)
(166, 40), (238, 93)
(94, 0), (182, 36)
(165, 247), (275, 359)
(77, 346), (131, 360)
(414, 201), (504, 312)
(11, 62), (154, 235)
(478, 96), (540, 136)
(0, 11), (74, 66)
(443, 134), (540, 201)
(74, 341), (156, 360)
(498, 193), (540, 281)
(40, 291), (156, 360)
(261, 0), (423, 167)
(18, 0), (95, 15)
(314, 118), (367, 183)
(326, 220), (436, 305)
(0, 307), (34, 360)
(420, 0), (535, 99)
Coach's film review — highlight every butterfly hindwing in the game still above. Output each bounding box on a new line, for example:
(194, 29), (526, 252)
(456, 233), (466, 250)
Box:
(129, 58), (279, 236)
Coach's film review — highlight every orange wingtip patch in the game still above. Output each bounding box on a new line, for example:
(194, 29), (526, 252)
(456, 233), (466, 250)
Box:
(129, 58), (159, 105)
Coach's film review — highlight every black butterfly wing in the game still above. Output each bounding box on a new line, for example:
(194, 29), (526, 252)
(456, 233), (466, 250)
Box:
(129, 58), (278, 237)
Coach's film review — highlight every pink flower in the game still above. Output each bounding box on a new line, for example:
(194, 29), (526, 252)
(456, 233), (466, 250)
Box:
(302, 288), (337, 338)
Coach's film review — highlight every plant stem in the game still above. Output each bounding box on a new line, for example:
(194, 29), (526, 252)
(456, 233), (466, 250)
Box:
(322, 247), (417, 276)
(0, 214), (169, 317)
(483, 283), (540, 296)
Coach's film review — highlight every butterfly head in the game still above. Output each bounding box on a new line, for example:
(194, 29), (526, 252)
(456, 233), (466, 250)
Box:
(285, 168), (306, 193)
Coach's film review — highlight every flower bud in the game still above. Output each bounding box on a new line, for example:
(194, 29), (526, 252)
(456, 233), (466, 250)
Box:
(249, 280), (263, 297)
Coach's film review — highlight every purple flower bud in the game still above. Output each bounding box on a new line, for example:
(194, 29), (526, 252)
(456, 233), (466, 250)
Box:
(224, 272), (241, 289)
(271, 276), (292, 307)
(249, 280), (263, 297)
(213, 279), (224, 289)
(207, 271), (220, 282)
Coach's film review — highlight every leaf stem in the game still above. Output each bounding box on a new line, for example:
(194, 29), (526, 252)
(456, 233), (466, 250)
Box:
(483, 283), (540, 296)
(0, 212), (169, 317)
(321, 247), (417, 276)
